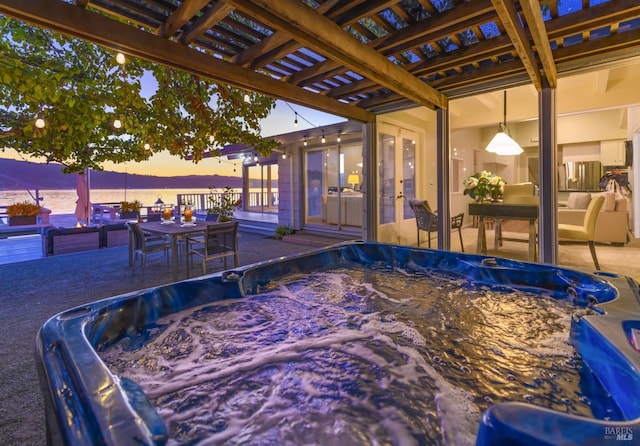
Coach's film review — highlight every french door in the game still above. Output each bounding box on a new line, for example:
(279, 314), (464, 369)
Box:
(377, 123), (418, 243)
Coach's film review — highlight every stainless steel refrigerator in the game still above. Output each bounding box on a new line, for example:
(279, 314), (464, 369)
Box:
(562, 161), (603, 190)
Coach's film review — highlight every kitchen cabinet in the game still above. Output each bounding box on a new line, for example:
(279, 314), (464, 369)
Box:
(600, 140), (626, 167)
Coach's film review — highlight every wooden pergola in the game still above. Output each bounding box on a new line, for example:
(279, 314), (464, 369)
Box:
(1, 0), (640, 263)
(1, 0), (639, 120)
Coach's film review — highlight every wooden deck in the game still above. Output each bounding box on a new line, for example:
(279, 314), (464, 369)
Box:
(0, 211), (279, 265)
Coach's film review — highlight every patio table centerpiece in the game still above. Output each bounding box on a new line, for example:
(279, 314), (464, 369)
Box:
(7, 200), (42, 226)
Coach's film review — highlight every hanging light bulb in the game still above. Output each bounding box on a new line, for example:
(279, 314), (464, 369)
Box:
(485, 91), (523, 156)
(116, 52), (126, 65)
(303, 137), (307, 146)
(35, 116), (46, 129)
(144, 142), (150, 150)
(113, 117), (122, 129)
(321, 130), (325, 144)
(243, 93), (250, 103)
(282, 152), (287, 159)
(337, 132), (341, 143)
(293, 112), (298, 128)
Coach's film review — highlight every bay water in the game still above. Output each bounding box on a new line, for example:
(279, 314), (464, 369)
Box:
(2, 188), (230, 215)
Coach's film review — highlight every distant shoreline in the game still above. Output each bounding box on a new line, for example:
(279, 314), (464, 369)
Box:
(0, 158), (274, 190)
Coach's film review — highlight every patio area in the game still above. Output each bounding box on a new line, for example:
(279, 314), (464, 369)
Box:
(2, 218), (639, 444)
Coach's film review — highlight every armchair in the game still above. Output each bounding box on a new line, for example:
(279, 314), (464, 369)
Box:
(558, 195), (604, 270)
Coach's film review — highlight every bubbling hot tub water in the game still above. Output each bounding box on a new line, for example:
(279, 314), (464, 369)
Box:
(99, 264), (616, 445)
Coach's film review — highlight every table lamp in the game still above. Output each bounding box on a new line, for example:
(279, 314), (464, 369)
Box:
(347, 174), (359, 190)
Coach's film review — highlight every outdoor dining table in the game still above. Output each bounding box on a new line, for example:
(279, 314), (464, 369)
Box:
(135, 219), (209, 280)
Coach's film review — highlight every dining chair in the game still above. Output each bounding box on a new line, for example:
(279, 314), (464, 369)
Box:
(408, 199), (464, 252)
(127, 221), (172, 280)
(558, 195), (604, 270)
(495, 183), (538, 247)
(186, 221), (239, 277)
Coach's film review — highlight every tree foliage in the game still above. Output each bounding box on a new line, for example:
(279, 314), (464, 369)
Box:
(0, 17), (278, 174)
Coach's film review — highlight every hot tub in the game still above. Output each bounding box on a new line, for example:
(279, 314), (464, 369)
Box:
(36, 242), (640, 445)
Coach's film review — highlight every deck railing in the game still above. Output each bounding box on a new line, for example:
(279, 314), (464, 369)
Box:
(176, 191), (278, 213)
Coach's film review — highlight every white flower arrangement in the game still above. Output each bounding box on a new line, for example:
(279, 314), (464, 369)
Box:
(463, 171), (505, 202)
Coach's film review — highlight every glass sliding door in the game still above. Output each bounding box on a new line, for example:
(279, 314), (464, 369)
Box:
(304, 143), (363, 229)
(247, 163), (279, 213)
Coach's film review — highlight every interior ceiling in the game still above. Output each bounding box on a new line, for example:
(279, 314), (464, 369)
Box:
(1, 0), (640, 124)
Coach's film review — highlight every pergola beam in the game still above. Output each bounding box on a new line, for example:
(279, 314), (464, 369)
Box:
(519, 0), (557, 88)
(225, 0), (448, 110)
(491, 0), (543, 90)
(0, 0), (374, 122)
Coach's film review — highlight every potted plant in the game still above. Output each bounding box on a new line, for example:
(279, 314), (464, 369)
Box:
(7, 201), (42, 226)
(119, 200), (142, 220)
(206, 186), (242, 222)
(463, 171), (505, 202)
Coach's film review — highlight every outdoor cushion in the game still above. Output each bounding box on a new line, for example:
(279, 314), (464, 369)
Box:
(566, 192), (592, 209)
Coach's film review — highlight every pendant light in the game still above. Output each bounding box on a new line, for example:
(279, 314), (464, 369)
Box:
(485, 91), (523, 156)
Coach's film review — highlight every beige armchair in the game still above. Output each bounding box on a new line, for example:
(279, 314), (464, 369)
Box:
(558, 195), (605, 270)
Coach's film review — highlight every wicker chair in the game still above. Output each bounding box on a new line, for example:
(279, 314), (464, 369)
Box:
(408, 199), (464, 252)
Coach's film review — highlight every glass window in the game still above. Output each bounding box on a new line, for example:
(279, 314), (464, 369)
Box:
(379, 133), (395, 224)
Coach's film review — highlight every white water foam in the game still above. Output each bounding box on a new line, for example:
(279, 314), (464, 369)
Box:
(100, 265), (589, 445)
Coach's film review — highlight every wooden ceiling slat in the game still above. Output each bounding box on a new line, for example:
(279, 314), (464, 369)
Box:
(181, 2), (235, 45)
(156, 0), (209, 38)
(288, 3), (496, 90)
(545, 0), (640, 40)
(552, 27), (640, 67)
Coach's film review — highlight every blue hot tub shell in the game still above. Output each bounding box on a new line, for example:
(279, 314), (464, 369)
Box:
(36, 242), (640, 445)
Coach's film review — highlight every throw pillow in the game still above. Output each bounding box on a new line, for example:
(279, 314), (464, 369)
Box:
(590, 192), (616, 212)
(567, 192), (592, 209)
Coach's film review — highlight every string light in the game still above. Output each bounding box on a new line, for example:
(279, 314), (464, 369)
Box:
(293, 112), (298, 128)
(35, 116), (45, 129)
(321, 130), (325, 144)
(337, 132), (341, 143)
(114, 52), (126, 130)
(303, 137), (307, 146)
(282, 152), (287, 159)
(143, 142), (150, 150)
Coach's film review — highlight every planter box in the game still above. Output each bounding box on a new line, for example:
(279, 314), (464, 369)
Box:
(119, 211), (140, 220)
(9, 216), (37, 226)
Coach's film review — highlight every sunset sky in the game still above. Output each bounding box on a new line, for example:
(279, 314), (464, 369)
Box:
(1, 100), (344, 178)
